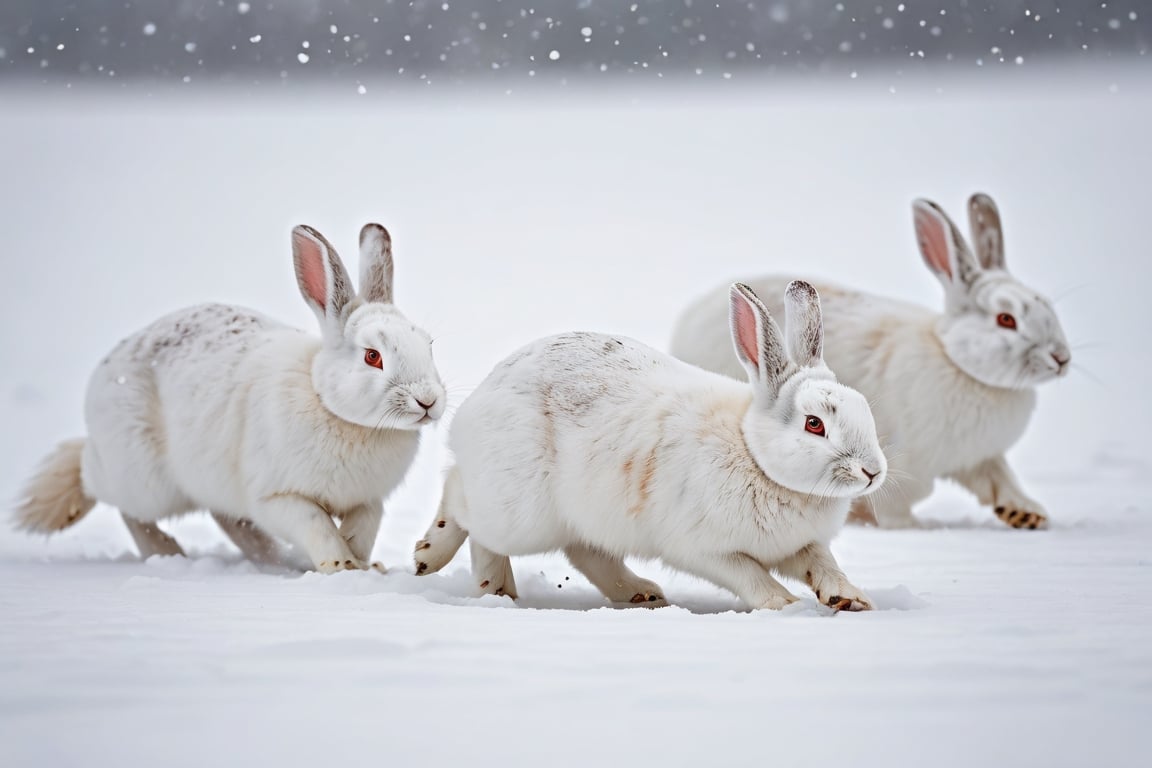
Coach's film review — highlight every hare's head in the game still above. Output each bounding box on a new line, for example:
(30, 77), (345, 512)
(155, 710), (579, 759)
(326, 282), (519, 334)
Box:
(293, 224), (445, 431)
(732, 281), (886, 499)
(914, 194), (1070, 390)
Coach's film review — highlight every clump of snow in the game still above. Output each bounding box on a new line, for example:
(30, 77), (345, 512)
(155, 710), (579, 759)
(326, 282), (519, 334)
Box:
(867, 584), (930, 610)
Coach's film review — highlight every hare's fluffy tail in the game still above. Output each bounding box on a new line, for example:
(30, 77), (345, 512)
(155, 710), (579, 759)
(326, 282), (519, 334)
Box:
(414, 465), (469, 575)
(14, 439), (96, 533)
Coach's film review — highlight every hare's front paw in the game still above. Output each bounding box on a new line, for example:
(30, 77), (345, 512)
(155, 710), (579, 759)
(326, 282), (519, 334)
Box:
(816, 580), (872, 612)
(994, 504), (1048, 530)
(316, 558), (366, 574)
(825, 593), (873, 612)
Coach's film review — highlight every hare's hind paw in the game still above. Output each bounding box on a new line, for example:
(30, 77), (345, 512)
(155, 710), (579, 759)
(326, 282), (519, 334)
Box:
(994, 506), (1048, 530)
(627, 591), (668, 608)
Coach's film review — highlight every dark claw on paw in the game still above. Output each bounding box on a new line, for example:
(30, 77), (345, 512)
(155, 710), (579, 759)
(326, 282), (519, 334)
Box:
(626, 592), (664, 606)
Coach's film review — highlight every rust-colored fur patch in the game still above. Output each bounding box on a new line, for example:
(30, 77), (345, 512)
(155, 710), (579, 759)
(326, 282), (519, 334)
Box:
(624, 446), (659, 517)
(540, 382), (557, 466)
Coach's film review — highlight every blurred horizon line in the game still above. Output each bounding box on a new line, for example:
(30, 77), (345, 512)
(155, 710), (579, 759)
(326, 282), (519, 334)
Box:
(2, 55), (1146, 102)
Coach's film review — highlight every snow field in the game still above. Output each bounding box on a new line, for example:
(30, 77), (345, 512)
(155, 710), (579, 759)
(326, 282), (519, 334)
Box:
(2, 70), (1151, 766)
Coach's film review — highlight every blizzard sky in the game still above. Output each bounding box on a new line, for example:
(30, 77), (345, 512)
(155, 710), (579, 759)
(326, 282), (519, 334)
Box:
(4, 0), (1148, 83)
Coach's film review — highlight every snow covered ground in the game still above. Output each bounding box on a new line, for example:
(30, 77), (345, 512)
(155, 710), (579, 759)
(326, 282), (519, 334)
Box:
(2, 68), (1151, 766)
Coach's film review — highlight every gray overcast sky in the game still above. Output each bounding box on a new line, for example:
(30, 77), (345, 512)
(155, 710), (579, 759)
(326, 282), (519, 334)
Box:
(1, 0), (1148, 85)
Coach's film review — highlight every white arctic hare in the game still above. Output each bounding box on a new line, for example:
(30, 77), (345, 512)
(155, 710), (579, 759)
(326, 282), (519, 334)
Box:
(16, 223), (445, 571)
(416, 281), (887, 611)
(670, 194), (1070, 530)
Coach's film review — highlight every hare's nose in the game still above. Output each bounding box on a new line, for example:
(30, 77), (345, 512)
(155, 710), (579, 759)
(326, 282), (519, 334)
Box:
(861, 467), (880, 484)
(415, 397), (437, 411)
(1051, 351), (1070, 369)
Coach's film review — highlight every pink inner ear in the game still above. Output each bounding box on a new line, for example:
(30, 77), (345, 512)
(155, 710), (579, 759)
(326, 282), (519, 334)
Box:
(915, 207), (953, 280)
(733, 295), (760, 365)
(295, 232), (328, 308)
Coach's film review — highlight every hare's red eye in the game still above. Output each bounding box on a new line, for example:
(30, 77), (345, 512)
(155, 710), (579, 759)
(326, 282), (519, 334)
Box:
(805, 416), (826, 437)
(996, 313), (1017, 330)
(364, 349), (383, 369)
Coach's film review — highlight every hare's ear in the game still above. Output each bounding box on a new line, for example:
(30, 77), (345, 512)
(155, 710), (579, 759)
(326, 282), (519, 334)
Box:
(729, 283), (790, 397)
(968, 193), (1006, 271)
(292, 225), (354, 337)
(358, 223), (394, 304)
(913, 199), (981, 307)
(782, 281), (824, 369)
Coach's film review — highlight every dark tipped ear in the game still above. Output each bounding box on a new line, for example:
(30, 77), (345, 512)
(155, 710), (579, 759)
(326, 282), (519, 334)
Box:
(292, 225), (353, 336)
(358, 223), (394, 304)
(783, 280), (823, 368)
(729, 283), (789, 397)
(968, 193), (1006, 271)
(913, 199), (981, 304)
